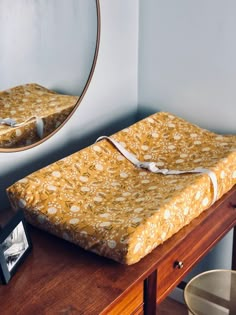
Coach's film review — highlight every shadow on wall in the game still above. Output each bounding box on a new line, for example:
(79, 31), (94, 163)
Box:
(1, 113), (136, 209)
(136, 106), (160, 121)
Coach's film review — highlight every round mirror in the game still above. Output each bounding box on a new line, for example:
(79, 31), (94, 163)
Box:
(0, 0), (100, 152)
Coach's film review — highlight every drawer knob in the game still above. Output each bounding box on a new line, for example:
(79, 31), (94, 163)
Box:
(174, 261), (184, 269)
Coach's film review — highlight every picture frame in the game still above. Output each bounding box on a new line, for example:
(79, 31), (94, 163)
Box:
(0, 209), (32, 284)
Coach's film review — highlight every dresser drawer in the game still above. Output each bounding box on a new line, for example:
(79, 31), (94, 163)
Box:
(157, 237), (197, 301)
(156, 190), (236, 303)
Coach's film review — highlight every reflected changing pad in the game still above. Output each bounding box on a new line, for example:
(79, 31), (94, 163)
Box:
(7, 112), (236, 264)
(0, 83), (78, 148)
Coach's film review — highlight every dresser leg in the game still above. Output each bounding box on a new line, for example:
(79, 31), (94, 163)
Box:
(232, 226), (236, 270)
(144, 270), (157, 315)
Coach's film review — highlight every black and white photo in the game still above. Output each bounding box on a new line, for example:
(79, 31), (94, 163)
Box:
(2, 222), (29, 272)
(0, 210), (32, 284)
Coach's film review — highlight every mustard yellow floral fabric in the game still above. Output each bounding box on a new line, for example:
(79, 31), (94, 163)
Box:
(7, 112), (236, 264)
(0, 83), (78, 148)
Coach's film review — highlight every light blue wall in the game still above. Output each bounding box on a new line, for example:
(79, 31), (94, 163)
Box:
(0, 0), (139, 208)
(138, 0), (236, 134)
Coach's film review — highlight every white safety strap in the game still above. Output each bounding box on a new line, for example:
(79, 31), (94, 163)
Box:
(0, 116), (44, 139)
(96, 136), (218, 204)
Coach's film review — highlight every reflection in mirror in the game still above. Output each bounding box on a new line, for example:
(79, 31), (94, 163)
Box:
(0, 0), (100, 151)
(0, 83), (79, 148)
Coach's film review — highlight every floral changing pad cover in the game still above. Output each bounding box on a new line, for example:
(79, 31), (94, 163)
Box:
(7, 112), (236, 264)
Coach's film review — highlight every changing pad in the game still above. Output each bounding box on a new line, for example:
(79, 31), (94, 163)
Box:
(0, 83), (78, 148)
(7, 112), (236, 264)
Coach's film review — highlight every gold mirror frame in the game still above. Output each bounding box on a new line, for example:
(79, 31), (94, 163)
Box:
(0, 0), (100, 153)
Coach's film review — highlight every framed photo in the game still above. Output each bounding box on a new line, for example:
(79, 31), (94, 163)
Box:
(0, 210), (32, 284)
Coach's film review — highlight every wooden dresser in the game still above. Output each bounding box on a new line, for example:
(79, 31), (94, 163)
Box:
(0, 186), (235, 315)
